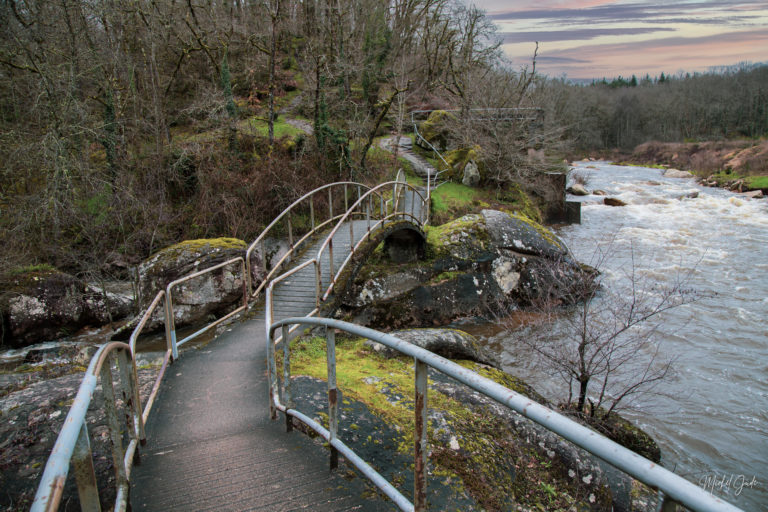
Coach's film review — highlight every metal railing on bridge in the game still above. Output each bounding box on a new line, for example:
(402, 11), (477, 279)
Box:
(31, 171), (426, 511)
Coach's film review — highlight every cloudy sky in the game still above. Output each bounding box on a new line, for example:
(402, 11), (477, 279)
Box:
(474, 0), (768, 80)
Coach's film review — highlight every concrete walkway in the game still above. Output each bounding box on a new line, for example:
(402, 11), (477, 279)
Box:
(130, 315), (393, 511)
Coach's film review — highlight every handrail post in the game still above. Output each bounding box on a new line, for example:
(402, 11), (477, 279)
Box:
(326, 326), (339, 470)
(267, 288), (278, 420)
(315, 260), (321, 307)
(117, 350), (142, 459)
(164, 291), (178, 361)
(328, 238), (335, 283)
(414, 359), (428, 512)
(310, 197), (315, 232)
(658, 493), (679, 512)
(329, 188), (333, 221)
(287, 211), (294, 261)
(282, 324), (293, 432)
(72, 424), (101, 512)
(100, 356), (129, 493)
(366, 199), (371, 233)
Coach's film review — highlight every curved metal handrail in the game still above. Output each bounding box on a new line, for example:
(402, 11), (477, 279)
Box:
(268, 316), (745, 512)
(245, 181), (376, 297)
(314, 180), (428, 301)
(31, 342), (143, 512)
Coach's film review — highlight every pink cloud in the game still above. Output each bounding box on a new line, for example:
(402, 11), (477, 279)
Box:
(517, 29), (768, 77)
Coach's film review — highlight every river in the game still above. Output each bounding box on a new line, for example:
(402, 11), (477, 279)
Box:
(472, 161), (768, 509)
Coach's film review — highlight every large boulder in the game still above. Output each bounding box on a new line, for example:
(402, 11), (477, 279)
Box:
(136, 238), (256, 330)
(1, 268), (133, 347)
(340, 210), (594, 329)
(461, 160), (481, 187)
(567, 183), (589, 196)
(366, 328), (498, 367)
(663, 168), (693, 178)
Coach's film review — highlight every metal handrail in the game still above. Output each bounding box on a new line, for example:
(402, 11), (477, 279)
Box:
(31, 342), (143, 512)
(34, 178), (427, 511)
(268, 316), (745, 512)
(165, 256), (248, 357)
(314, 180), (427, 301)
(245, 182), (375, 297)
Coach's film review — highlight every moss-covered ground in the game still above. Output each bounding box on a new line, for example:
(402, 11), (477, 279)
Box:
(282, 333), (613, 511)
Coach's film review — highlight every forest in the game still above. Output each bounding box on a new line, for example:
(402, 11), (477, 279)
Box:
(1, 0), (766, 279)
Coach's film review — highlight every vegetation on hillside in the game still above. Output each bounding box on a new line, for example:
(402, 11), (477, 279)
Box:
(1, 0), (766, 278)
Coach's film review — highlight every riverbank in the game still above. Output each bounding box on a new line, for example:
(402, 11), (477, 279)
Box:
(575, 139), (768, 194)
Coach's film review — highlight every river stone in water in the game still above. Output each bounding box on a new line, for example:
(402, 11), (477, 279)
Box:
(366, 328), (497, 367)
(663, 168), (693, 178)
(567, 183), (589, 195)
(603, 197), (627, 207)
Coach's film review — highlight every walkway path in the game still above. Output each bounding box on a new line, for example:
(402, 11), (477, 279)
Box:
(131, 214), (411, 510)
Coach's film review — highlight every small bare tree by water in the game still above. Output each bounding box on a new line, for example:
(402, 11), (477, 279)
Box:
(498, 243), (704, 423)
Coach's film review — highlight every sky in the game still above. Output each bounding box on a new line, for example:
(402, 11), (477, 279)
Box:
(473, 0), (768, 80)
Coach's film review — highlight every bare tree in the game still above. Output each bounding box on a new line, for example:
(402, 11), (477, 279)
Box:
(498, 242), (705, 420)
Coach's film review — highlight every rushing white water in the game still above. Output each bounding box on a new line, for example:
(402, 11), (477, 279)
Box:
(480, 161), (768, 509)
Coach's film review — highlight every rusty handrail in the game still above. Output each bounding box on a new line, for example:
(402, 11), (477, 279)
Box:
(268, 316), (746, 512)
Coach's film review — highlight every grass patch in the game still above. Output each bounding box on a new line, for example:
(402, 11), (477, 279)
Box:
(9, 264), (57, 276)
(431, 182), (484, 218)
(240, 117), (306, 139)
(705, 170), (768, 190)
(746, 175), (768, 189)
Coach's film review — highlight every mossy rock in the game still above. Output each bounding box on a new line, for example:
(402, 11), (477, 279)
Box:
(418, 110), (455, 151)
(442, 145), (484, 181)
(584, 410), (661, 464)
(136, 238), (252, 331)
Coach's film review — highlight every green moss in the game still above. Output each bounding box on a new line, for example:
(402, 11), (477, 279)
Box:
(430, 183), (483, 219)
(424, 214), (487, 259)
(148, 237), (246, 263)
(240, 116), (306, 139)
(287, 334), (610, 510)
(441, 145), (483, 180)
(428, 271), (463, 284)
(419, 110), (455, 150)
(497, 182), (542, 224)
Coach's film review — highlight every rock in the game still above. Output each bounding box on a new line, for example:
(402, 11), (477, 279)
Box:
(136, 238), (252, 331)
(1, 269), (134, 347)
(681, 191), (699, 199)
(567, 183), (589, 195)
(481, 209), (567, 259)
(743, 189), (764, 199)
(461, 160), (481, 187)
(366, 328), (497, 367)
(593, 189), (607, 196)
(663, 168), (693, 178)
(341, 211), (593, 329)
(603, 197), (627, 207)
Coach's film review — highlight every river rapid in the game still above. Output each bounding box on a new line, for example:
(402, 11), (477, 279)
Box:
(474, 161), (768, 509)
